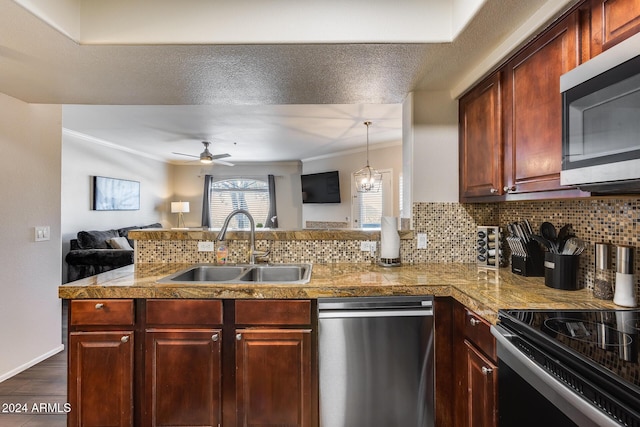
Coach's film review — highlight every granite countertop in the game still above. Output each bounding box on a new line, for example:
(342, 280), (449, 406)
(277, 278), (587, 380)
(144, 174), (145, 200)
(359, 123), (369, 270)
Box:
(58, 263), (619, 323)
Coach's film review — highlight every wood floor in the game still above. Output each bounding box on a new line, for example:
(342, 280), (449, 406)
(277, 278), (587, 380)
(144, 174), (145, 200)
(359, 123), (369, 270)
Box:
(0, 302), (67, 426)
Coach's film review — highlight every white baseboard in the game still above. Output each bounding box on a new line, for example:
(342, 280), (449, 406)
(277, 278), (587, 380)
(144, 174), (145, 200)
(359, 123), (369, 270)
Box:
(0, 344), (65, 383)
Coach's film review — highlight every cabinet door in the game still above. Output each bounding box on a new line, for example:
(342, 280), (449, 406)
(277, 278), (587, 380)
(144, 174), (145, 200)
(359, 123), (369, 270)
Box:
(145, 329), (222, 427)
(591, 0), (640, 54)
(503, 13), (579, 195)
(236, 329), (312, 427)
(459, 72), (504, 200)
(68, 331), (134, 427)
(465, 340), (498, 427)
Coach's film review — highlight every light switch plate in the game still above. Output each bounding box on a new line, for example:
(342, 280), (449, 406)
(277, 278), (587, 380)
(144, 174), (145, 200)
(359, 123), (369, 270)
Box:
(35, 226), (50, 242)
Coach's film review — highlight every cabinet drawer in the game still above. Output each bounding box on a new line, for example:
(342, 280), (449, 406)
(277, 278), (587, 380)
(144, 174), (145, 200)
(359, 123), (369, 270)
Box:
(235, 300), (311, 325)
(146, 299), (223, 326)
(71, 299), (134, 326)
(463, 308), (496, 361)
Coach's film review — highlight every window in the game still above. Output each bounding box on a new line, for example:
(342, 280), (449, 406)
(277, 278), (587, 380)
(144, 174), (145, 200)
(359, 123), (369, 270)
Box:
(351, 169), (393, 228)
(209, 179), (271, 228)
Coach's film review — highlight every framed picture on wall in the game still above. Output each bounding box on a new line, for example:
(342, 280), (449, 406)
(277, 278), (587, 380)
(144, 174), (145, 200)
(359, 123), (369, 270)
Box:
(92, 176), (140, 210)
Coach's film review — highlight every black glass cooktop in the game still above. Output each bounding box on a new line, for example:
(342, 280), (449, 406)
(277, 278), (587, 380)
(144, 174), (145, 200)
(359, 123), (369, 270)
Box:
(498, 309), (640, 390)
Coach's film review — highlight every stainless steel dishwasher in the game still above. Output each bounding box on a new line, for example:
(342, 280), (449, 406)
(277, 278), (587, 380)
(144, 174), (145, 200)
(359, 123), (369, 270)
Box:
(318, 296), (434, 427)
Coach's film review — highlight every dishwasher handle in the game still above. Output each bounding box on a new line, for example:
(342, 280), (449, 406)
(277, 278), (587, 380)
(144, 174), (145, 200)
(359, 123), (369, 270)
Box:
(319, 308), (433, 319)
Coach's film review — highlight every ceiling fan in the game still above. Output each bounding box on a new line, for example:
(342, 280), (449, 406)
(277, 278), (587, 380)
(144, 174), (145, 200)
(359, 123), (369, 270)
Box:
(172, 141), (234, 166)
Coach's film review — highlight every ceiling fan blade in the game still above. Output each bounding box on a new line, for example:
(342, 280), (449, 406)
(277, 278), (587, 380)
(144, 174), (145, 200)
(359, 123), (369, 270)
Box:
(211, 153), (231, 160)
(212, 159), (234, 166)
(172, 152), (199, 158)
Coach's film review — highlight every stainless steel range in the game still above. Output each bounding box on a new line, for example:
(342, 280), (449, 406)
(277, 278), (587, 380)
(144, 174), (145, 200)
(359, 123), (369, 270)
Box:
(491, 309), (640, 426)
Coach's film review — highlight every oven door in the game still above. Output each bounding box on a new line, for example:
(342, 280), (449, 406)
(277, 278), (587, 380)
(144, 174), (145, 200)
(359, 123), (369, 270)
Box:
(491, 324), (621, 427)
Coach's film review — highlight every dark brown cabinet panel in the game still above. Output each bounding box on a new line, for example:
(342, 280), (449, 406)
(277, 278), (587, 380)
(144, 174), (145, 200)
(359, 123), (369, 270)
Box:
(503, 13), (580, 195)
(68, 331), (134, 427)
(465, 341), (498, 427)
(591, 0), (640, 54)
(236, 329), (312, 427)
(459, 72), (504, 200)
(145, 329), (222, 427)
(453, 301), (497, 427)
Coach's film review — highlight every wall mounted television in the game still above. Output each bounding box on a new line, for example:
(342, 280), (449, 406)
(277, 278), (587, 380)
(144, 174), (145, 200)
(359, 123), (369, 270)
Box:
(301, 171), (341, 204)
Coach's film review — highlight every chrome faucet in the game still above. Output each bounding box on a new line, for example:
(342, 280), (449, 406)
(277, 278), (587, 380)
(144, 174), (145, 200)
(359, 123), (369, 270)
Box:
(217, 209), (269, 264)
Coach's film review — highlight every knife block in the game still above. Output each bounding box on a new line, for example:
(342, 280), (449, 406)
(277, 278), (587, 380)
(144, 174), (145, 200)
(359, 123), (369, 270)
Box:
(511, 240), (544, 276)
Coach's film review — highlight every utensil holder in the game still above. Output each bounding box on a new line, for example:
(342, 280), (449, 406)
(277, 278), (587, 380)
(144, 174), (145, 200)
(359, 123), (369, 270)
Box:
(544, 252), (582, 290)
(511, 240), (545, 277)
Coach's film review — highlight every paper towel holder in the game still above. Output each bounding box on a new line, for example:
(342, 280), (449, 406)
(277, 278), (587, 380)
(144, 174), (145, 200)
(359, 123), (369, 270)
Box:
(379, 257), (401, 267)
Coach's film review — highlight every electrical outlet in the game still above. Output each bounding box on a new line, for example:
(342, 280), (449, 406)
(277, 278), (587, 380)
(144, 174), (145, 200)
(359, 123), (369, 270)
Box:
(369, 241), (377, 252)
(35, 226), (50, 242)
(197, 241), (214, 252)
(417, 233), (428, 249)
(360, 241), (371, 251)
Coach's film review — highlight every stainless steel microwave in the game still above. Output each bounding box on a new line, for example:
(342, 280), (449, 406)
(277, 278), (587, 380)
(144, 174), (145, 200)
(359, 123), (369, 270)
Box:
(560, 32), (640, 193)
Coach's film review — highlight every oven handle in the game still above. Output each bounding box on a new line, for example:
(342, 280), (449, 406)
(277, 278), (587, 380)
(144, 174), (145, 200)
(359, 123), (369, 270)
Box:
(491, 324), (621, 427)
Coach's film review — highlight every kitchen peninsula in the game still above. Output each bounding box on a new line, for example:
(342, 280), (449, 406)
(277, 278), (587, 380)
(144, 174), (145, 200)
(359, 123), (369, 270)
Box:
(59, 229), (619, 427)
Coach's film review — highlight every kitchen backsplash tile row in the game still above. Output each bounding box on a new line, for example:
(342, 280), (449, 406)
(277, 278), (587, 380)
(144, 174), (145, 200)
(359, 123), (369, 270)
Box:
(136, 238), (378, 265)
(135, 198), (638, 297)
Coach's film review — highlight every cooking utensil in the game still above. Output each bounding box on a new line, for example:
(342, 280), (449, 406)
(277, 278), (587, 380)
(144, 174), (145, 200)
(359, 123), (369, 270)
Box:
(540, 222), (557, 242)
(556, 224), (573, 252)
(562, 237), (585, 255)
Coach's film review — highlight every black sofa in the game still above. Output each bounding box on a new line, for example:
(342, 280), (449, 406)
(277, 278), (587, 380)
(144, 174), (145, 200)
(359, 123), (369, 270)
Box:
(65, 223), (161, 282)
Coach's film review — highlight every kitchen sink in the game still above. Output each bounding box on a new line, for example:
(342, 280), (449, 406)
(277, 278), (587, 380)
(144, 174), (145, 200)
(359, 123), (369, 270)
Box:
(238, 265), (310, 282)
(158, 263), (312, 284)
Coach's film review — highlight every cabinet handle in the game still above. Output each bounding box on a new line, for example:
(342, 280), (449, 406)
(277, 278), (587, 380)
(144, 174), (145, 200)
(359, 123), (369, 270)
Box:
(470, 317), (481, 326)
(121, 336), (129, 343)
(482, 366), (493, 375)
(212, 333), (219, 342)
(490, 188), (498, 194)
(503, 185), (516, 192)
(236, 333), (242, 341)
(95, 303), (104, 310)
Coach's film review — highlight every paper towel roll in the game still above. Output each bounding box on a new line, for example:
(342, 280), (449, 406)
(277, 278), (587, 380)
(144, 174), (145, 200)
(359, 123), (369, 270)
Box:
(381, 216), (400, 259)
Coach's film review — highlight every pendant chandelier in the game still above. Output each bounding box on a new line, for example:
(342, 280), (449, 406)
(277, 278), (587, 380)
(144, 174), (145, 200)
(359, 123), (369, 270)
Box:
(354, 121), (382, 193)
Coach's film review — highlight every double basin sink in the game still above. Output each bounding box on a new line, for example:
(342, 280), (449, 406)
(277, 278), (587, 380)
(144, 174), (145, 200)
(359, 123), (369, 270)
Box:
(158, 263), (312, 285)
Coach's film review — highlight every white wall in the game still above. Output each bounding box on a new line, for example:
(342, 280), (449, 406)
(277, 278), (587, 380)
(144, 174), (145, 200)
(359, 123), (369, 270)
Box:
(61, 134), (171, 281)
(0, 93), (63, 381)
(170, 162), (303, 229)
(302, 144), (402, 226)
(410, 91), (459, 202)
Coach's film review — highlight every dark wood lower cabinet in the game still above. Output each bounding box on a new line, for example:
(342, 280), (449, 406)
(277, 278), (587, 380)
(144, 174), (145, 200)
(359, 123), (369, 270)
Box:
(236, 329), (312, 427)
(68, 299), (315, 427)
(453, 300), (498, 427)
(465, 340), (498, 427)
(68, 331), (134, 427)
(145, 329), (222, 427)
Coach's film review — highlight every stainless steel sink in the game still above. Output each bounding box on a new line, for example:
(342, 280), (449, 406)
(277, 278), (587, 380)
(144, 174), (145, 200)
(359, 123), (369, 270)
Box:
(238, 265), (310, 282)
(158, 263), (312, 284)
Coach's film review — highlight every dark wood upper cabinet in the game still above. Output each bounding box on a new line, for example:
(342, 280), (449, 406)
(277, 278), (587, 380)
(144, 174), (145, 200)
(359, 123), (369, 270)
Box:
(459, 72), (504, 201)
(590, 0), (640, 55)
(502, 12), (580, 196)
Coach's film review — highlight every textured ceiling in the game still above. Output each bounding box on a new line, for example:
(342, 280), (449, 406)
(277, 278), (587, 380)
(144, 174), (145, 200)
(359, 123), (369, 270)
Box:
(0, 0), (569, 163)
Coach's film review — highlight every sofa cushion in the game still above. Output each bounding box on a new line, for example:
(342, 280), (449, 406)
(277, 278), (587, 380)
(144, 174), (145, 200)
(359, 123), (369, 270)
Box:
(107, 236), (134, 250)
(77, 229), (120, 249)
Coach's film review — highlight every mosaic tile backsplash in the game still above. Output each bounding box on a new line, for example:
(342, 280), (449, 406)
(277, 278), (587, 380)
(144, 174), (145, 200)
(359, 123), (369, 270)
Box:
(136, 198), (639, 297)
